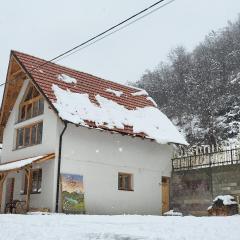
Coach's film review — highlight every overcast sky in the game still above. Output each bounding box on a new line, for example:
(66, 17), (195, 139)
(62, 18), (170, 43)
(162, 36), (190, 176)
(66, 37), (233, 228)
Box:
(1, 0), (240, 94)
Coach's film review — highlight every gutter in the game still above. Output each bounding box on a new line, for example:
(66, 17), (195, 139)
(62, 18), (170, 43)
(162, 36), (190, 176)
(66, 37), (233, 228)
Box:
(55, 121), (68, 213)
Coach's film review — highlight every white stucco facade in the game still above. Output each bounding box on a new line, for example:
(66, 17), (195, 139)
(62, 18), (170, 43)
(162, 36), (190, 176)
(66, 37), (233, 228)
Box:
(0, 78), (174, 215)
(1, 79), (58, 162)
(60, 123), (172, 215)
(1, 79), (59, 212)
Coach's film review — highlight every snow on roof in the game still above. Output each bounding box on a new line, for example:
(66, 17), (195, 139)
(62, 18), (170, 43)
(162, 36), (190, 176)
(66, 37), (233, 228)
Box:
(127, 85), (144, 91)
(10, 51), (187, 145)
(0, 155), (44, 172)
(105, 88), (123, 97)
(58, 74), (77, 84)
(213, 195), (237, 205)
(131, 89), (148, 96)
(146, 97), (158, 107)
(52, 84), (188, 145)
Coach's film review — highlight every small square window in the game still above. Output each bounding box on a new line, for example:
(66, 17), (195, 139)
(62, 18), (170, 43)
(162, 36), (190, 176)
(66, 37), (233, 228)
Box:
(118, 173), (133, 191)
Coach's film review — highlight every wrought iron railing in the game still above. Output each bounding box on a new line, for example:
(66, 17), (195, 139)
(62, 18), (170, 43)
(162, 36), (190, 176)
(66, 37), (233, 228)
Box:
(172, 147), (240, 171)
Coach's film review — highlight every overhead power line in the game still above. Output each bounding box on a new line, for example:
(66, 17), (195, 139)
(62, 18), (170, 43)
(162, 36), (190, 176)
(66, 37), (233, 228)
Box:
(28, 0), (176, 71)
(1, 0), (176, 88)
(54, 0), (176, 63)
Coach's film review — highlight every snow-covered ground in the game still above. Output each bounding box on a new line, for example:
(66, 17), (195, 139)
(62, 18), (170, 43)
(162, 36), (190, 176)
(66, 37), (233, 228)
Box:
(0, 214), (240, 240)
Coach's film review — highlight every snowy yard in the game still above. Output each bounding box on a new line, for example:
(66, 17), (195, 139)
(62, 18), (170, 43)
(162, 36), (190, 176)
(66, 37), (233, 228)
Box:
(0, 214), (240, 240)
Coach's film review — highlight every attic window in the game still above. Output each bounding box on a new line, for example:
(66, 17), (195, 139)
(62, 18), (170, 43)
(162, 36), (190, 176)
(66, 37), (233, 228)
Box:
(18, 84), (44, 122)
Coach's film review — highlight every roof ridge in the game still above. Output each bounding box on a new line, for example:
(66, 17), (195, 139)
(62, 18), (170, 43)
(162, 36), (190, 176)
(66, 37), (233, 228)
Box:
(12, 50), (142, 92)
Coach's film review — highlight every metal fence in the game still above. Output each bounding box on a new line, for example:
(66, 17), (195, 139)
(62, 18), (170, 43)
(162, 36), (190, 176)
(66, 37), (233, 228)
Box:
(172, 147), (240, 171)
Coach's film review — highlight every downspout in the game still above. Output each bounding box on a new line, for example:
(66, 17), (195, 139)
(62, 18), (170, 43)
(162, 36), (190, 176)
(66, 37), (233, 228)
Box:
(55, 121), (68, 213)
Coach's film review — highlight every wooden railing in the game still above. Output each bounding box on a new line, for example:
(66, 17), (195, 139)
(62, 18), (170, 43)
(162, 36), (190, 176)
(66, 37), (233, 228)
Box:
(172, 146), (240, 171)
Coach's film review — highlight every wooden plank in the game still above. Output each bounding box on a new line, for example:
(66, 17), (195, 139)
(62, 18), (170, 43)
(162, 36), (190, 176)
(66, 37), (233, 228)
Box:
(0, 58), (13, 124)
(25, 167), (33, 212)
(0, 56), (26, 142)
(162, 177), (170, 214)
(0, 173), (7, 212)
(35, 154), (55, 164)
(9, 69), (24, 80)
(0, 153), (55, 176)
(20, 95), (42, 107)
(0, 153), (54, 166)
(10, 59), (21, 75)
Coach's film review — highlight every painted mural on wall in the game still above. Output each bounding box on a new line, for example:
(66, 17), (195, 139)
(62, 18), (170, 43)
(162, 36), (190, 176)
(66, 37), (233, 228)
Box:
(61, 173), (85, 214)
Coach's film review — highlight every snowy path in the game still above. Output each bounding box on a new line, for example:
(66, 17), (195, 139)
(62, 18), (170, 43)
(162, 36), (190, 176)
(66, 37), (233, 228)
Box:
(0, 214), (239, 240)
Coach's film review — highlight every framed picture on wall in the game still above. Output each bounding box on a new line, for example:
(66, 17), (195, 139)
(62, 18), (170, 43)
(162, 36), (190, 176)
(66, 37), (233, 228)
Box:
(61, 173), (85, 214)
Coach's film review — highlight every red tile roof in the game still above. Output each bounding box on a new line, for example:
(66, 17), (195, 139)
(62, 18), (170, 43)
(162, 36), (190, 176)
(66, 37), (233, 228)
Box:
(13, 51), (155, 109)
(13, 51), (155, 138)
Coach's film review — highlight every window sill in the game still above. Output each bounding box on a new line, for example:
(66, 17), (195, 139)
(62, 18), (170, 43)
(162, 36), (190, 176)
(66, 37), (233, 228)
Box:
(15, 115), (43, 126)
(20, 192), (41, 195)
(118, 188), (134, 192)
(13, 142), (42, 151)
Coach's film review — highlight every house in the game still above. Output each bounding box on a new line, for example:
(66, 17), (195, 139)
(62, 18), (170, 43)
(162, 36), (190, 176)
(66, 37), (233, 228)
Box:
(0, 51), (187, 215)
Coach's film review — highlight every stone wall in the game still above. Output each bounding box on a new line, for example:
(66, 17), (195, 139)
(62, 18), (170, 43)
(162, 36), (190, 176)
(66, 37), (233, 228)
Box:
(171, 164), (240, 216)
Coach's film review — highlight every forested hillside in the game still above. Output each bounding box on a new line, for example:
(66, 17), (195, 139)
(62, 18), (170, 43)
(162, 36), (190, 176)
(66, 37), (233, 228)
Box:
(135, 16), (240, 145)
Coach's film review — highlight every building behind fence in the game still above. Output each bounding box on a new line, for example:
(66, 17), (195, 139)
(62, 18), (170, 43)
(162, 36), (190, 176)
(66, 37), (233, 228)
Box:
(171, 144), (240, 215)
(172, 144), (240, 171)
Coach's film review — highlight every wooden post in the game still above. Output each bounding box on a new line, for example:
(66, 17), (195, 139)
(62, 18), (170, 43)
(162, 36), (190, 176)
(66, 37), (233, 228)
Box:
(0, 173), (7, 213)
(25, 167), (32, 213)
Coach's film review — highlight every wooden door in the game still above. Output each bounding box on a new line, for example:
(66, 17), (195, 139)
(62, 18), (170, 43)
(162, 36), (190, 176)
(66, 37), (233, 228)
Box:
(162, 176), (170, 214)
(5, 178), (15, 204)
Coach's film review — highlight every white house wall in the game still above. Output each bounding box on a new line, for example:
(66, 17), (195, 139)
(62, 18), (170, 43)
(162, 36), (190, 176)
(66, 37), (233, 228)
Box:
(1, 77), (174, 215)
(1, 79), (59, 212)
(1, 79), (58, 162)
(61, 124), (173, 215)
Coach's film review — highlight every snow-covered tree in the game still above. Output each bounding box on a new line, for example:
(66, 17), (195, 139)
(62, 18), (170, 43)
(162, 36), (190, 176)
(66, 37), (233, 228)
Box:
(134, 15), (240, 145)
